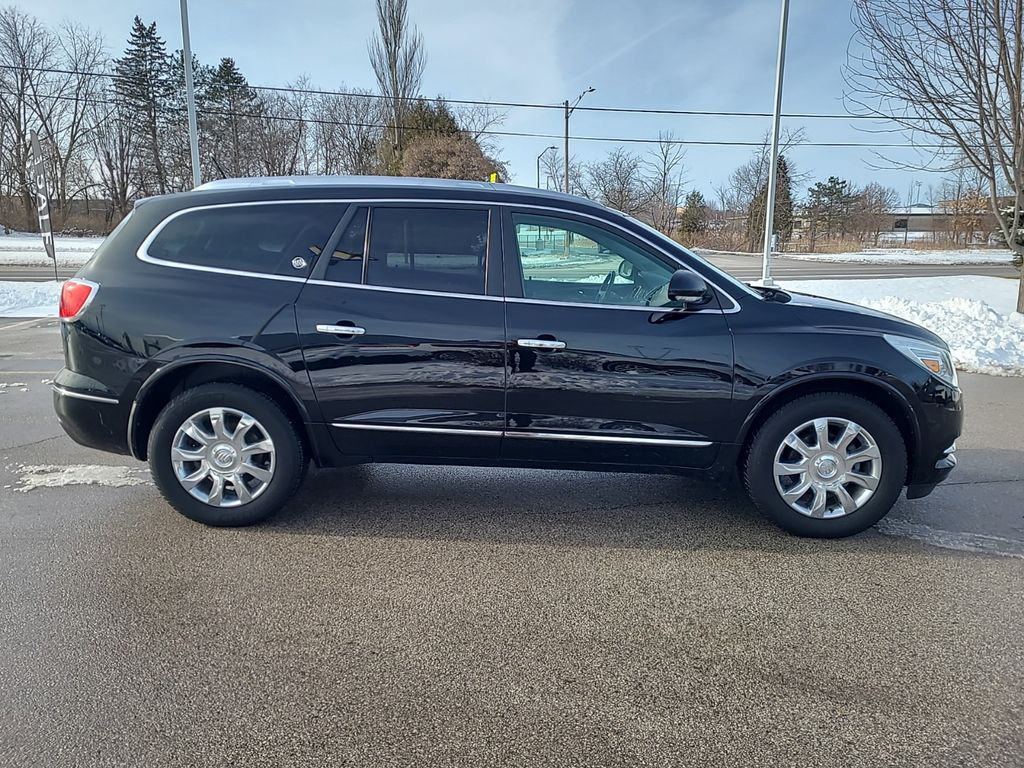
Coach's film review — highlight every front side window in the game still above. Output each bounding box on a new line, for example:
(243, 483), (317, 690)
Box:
(147, 203), (345, 275)
(366, 207), (489, 295)
(512, 213), (680, 307)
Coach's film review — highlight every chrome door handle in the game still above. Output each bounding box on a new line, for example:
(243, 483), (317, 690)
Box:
(517, 338), (566, 350)
(316, 324), (366, 336)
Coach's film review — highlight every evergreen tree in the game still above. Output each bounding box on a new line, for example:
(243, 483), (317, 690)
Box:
(805, 176), (857, 248)
(678, 190), (709, 234)
(746, 155), (794, 251)
(114, 17), (175, 195)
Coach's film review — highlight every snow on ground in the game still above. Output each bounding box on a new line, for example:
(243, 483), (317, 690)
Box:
(0, 231), (101, 267)
(0, 280), (61, 316)
(782, 275), (1024, 376)
(785, 248), (1015, 265)
(9, 464), (149, 493)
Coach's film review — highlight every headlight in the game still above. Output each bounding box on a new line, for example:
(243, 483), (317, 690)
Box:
(884, 334), (958, 387)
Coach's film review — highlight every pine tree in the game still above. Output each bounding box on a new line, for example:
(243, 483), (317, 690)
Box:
(805, 176), (857, 248)
(746, 155), (794, 251)
(204, 57), (258, 179)
(114, 17), (175, 195)
(678, 190), (708, 234)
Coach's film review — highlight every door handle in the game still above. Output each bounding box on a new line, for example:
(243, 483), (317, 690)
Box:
(316, 324), (366, 336)
(517, 338), (566, 350)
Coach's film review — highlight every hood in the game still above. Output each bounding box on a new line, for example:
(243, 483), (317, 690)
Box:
(785, 289), (947, 347)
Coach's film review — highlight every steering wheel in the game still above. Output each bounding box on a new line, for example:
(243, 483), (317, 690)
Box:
(595, 271), (617, 304)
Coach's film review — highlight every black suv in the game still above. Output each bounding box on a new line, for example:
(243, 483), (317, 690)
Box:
(53, 177), (961, 537)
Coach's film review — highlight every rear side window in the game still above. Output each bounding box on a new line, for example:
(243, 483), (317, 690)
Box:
(323, 206), (367, 284)
(366, 207), (489, 295)
(146, 203), (345, 275)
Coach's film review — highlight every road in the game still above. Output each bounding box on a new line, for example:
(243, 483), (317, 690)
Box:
(1, 319), (1023, 767)
(0, 255), (1019, 283)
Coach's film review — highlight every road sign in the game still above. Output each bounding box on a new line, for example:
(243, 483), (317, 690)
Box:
(26, 129), (58, 281)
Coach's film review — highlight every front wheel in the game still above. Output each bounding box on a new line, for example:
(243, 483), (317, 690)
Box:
(743, 393), (907, 538)
(148, 383), (307, 526)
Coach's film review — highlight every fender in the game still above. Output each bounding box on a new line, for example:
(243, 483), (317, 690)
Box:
(734, 369), (921, 455)
(126, 348), (318, 460)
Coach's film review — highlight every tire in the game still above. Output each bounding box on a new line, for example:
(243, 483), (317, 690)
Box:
(743, 393), (907, 538)
(147, 383), (307, 526)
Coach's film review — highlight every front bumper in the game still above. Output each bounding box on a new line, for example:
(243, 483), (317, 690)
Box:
(906, 443), (957, 499)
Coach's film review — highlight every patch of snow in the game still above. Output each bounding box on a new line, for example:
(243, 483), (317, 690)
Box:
(0, 231), (101, 267)
(0, 280), (62, 316)
(786, 248), (1015, 265)
(11, 463), (149, 493)
(781, 275), (1024, 376)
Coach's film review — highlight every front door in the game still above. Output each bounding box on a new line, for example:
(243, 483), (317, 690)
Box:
(296, 203), (506, 461)
(500, 208), (734, 469)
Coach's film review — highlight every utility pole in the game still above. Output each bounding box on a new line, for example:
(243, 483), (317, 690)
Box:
(759, 0), (790, 287)
(563, 87), (595, 194)
(180, 0), (201, 188)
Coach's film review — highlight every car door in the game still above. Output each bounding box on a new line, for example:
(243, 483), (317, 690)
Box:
(500, 207), (734, 469)
(295, 202), (506, 461)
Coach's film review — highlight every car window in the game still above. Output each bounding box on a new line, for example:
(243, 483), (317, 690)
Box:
(147, 203), (345, 275)
(512, 213), (680, 307)
(323, 206), (367, 284)
(366, 207), (488, 295)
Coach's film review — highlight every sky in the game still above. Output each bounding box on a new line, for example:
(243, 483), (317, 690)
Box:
(25, 0), (944, 203)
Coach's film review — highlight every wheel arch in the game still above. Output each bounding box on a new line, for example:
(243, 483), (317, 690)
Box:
(129, 359), (313, 462)
(737, 374), (920, 482)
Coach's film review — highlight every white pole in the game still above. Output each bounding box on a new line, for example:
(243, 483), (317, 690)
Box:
(760, 0), (790, 287)
(180, 0), (201, 188)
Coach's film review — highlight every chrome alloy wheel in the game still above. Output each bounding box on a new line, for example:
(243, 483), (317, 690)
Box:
(170, 407), (276, 508)
(772, 417), (882, 519)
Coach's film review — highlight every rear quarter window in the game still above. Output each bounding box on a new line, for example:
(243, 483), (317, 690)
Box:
(145, 203), (346, 276)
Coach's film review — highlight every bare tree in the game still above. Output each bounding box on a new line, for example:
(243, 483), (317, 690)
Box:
(0, 5), (57, 227)
(400, 132), (506, 181)
(311, 88), (384, 175)
(367, 0), (425, 164)
(587, 148), (650, 215)
(92, 88), (137, 221)
(848, 0), (1024, 311)
(642, 133), (686, 234)
(541, 149), (588, 196)
(31, 22), (105, 226)
(850, 181), (900, 245)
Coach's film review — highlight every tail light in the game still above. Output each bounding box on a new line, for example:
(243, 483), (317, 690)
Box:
(59, 279), (99, 322)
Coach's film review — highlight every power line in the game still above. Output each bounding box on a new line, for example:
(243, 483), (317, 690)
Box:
(1, 88), (947, 150)
(0, 62), (912, 123)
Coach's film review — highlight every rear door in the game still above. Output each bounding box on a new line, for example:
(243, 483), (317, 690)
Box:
(500, 208), (734, 469)
(295, 202), (506, 461)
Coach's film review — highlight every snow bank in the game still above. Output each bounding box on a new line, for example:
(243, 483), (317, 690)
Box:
(786, 248), (1015, 265)
(0, 231), (101, 266)
(0, 280), (61, 316)
(782, 276), (1024, 376)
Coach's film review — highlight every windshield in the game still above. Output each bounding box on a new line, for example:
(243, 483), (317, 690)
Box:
(625, 214), (762, 299)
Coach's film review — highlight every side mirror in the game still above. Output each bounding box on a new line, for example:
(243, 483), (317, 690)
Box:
(617, 260), (635, 280)
(667, 269), (709, 304)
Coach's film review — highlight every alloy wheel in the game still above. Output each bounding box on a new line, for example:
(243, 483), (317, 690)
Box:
(772, 417), (882, 519)
(170, 407), (276, 507)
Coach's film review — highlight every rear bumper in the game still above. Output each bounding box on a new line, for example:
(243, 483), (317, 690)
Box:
(52, 380), (131, 456)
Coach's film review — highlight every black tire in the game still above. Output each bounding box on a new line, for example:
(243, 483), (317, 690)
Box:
(147, 383), (307, 526)
(743, 393), (907, 538)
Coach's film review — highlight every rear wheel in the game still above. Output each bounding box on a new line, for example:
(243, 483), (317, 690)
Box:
(743, 393), (907, 538)
(148, 383), (307, 526)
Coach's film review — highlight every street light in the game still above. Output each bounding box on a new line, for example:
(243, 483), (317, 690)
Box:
(536, 145), (556, 188)
(179, 0), (201, 187)
(759, 0), (790, 287)
(563, 87), (595, 193)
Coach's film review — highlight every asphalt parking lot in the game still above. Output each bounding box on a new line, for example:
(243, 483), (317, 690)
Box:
(2, 318), (1023, 767)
